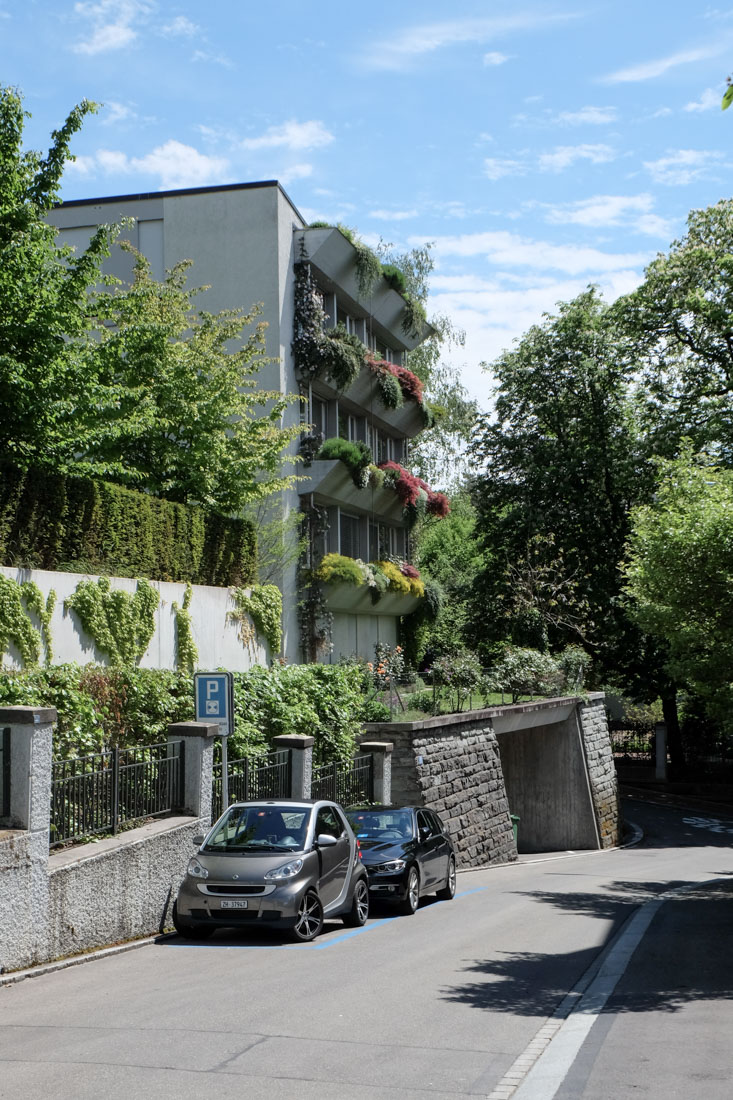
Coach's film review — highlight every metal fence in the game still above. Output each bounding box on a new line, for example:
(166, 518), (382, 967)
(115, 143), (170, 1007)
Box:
(50, 740), (184, 848)
(211, 749), (291, 813)
(311, 754), (374, 806)
(0, 727), (9, 820)
(609, 721), (656, 762)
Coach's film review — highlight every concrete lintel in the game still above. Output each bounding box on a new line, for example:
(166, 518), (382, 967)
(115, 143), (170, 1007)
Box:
(364, 696), (587, 734)
(360, 742), (394, 754)
(273, 735), (315, 749)
(167, 721), (219, 739)
(0, 706), (58, 725)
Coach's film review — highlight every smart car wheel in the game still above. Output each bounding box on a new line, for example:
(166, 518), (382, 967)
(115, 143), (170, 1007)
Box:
(343, 877), (369, 927)
(436, 856), (456, 900)
(291, 889), (324, 942)
(172, 900), (214, 940)
(399, 866), (420, 915)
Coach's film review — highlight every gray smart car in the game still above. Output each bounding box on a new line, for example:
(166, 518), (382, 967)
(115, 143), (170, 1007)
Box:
(173, 799), (369, 942)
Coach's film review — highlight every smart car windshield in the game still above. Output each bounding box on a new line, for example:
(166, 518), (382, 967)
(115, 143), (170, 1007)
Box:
(204, 806), (310, 852)
(347, 810), (414, 840)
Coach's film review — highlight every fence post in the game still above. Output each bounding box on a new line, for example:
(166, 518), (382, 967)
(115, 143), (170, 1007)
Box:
(0, 705), (56, 973)
(273, 735), (314, 800)
(654, 722), (668, 782)
(359, 742), (394, 805)
(167, 722), (219, 828)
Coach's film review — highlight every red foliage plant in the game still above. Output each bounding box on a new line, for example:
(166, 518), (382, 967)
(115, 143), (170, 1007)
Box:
(366, 357), (424, 405)
(400, 562), (421, 579)
(379, 462), (450, 517)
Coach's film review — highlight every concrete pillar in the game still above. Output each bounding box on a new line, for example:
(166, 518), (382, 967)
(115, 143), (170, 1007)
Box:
(654, 722), (668, 782)
(0, 706), (57, 971)
(273, 735), (314, 799)
(360, 741), (393, 805)
(167, 722), (219, 826)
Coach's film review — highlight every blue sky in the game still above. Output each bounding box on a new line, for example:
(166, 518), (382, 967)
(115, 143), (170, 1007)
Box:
(3, 1), (733, 407)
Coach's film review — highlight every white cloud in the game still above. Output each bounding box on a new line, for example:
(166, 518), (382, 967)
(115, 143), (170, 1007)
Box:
(602, 44), (726, 83)
(684, 87), (721, 112)
(191, 50), (234, 68)
(538, 143), (615, 171)
(360, 13), (577, 71)
(279, 163), (313, 185)
(69, 141), (230, 189)
(368, 208), (419, 220)
(102, 101), (135, 125)
(72, 0), (152, 55)
(484, 156), (527, 180)
(240, 120), (334, 152)
(418, 229), (650, 275)
(539, 194), (674, 238)
(429, 267), (646, 405)
(161, 15), (198, 37)
(483, 51), (509, 66)
(644, 148), (726, 185)
(555, 105), (617, 125)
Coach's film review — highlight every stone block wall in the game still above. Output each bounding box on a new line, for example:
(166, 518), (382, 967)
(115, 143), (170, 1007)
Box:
(363, 711), (517, 867)
(579, 695), (620, 848)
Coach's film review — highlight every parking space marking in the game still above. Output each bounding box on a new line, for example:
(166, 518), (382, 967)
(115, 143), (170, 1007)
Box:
(163, 885), (489, 950)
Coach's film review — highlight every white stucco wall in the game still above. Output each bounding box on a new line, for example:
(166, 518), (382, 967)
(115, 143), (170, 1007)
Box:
(0, 566), (267, 672)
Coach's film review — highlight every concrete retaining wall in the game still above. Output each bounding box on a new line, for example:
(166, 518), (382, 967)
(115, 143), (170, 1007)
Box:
(0, 566), (268, 671)
(363, 693), (619, 866)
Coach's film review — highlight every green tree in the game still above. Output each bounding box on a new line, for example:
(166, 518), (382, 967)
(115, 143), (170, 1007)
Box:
(469, 289), (656, 681)
(83, 248), (302, 511)
(625, 449), (733, 734)
(618, 200), (733, 464)
(0, 85), (119, 471)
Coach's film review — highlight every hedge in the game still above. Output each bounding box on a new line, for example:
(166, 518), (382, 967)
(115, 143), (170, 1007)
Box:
(0, 463), (256, 586)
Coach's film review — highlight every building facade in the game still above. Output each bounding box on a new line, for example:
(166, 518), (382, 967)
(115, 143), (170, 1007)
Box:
(49, 181), (439, 664)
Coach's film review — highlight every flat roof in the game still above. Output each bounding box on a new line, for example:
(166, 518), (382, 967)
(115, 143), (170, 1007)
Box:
(55, 179), (306, 223)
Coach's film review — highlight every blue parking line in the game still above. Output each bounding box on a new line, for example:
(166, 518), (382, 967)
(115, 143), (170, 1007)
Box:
(162, 885), (489, 950)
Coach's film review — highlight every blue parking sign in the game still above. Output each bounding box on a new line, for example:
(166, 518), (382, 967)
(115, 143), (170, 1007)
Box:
(194, 672), (234, 735)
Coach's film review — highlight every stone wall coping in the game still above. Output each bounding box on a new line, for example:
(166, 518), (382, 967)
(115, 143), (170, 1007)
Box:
(364, 694), (604, 733)
(359, 741), (394, 754)
(167, 721), (220, 739)
(48, 815), (199, 871)
(272, 735), (315, 749)
(0, 706), (58, 725)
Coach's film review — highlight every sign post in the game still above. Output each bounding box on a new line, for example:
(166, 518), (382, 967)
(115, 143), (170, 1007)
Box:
(194, 672), (234, 814)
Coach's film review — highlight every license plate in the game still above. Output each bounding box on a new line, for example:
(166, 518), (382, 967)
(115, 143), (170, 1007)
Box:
(220, 899), (248, 909)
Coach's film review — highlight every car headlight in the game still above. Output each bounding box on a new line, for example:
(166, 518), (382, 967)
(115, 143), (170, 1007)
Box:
(264, 858), (304, 881)
(187, 857), (208, 879)
(374, 859), (406, 874)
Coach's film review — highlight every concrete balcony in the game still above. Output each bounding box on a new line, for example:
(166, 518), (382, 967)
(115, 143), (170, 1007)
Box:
(298, 458), (404, 520)
(323, 582), (422, 617)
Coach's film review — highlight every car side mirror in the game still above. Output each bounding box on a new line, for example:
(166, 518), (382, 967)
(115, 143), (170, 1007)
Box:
(316, 833), (338, 848)
(419, 827), (430, 841)
(192, 835), (204, 847)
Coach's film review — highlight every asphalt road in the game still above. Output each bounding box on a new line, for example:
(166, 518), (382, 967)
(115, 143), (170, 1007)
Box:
(1, 795), (732, 1100)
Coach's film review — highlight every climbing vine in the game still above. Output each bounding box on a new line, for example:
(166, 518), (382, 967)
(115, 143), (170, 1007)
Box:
(65, 576), (159, 665)
(172, 582), (198, 673)
(0, 575), (41, 666)
(229, 584), (283, 656)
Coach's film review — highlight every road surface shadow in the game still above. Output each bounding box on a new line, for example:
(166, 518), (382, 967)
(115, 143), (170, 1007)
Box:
(440, 879), (733, 1016)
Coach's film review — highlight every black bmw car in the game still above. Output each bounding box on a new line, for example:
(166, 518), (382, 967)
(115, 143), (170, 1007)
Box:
(346, 805), (456, 915)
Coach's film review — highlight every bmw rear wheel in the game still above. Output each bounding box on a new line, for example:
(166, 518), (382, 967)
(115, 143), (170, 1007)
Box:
(436, 856), (456, 901)
(291, 889), (324, 942)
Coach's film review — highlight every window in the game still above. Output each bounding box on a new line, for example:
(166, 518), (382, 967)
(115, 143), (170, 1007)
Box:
(340, 512), (361, 558)
(369, 522), (403, 560)
(312, 395), (328, 438)
(339, 411), (360, 442)
(316, 806), (344, 839)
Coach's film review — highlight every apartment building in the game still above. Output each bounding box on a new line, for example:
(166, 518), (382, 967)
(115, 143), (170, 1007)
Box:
(49, 181), (438, 663)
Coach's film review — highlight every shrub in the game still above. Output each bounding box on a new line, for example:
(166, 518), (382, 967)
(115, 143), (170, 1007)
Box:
(321, 325), (367, 390)
(381, 263), (407, 294)
(486, 646), (563, 703)
(316, 553), (365, 587)
(317, 437), (373, 488)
